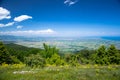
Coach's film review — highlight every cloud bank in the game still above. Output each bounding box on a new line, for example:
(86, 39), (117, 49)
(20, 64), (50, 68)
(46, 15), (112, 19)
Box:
(0, 29), (55, 36)
(0, 7), (11, 20)
(14, 15), (32, 22)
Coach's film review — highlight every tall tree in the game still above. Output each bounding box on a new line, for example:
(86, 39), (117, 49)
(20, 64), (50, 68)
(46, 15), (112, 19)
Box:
(42, 43), (59, 58)
(0, 42), (12, 64)
(107, 45), (120, 64)
(94, 45), (107, 64)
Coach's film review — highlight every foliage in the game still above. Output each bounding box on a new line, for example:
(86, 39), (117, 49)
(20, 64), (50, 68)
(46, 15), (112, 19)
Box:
(42, 43), (59, 58)
(25, 54), (45, 68)
(1, 63), (25, 69)
(1, 42), (120, 66)
(1, 41), (120, 80)
(107, 45), (120, 64)
(76, 49), (95, 64)
(93, 45), (108, 65)
(5, 43), (42, 62)
(64, 45), (120, 65)
(91, 45), (120, 65)
(0, 42), (13, 64)
(46, 53), (66, 66)
(10, 56), (21, 64)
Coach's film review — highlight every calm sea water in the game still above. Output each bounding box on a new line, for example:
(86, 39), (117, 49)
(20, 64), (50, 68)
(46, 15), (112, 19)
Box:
(101, 36), (120, 41)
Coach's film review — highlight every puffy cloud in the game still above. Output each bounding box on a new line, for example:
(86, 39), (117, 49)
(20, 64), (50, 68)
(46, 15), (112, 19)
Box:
(14, 15), (32, 22)
(0, 7), (32, 29)
(16, 25), (23, 29)
(64, 0), (77, 6)
(0, 29), (56, 36)
(0, 22), (14, 27)
(0, 7), (11, 20)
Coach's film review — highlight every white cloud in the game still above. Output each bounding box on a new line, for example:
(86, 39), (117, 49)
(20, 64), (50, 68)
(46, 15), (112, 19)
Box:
(0, 29), (56, 36)
(0, 7), (32, 29)
(64, 0), (77, 6)
(0, 24), (4, 27)
(14, 15), (32, 22)
(38, 29), (54, 33)
(16, 25), (23, 29)
(64, 0), (70, 4)
(5, 22), (15, 26)
(0, 7), (11, 20)
(0, 22), (14, 27)
(69, 1), (76, 6)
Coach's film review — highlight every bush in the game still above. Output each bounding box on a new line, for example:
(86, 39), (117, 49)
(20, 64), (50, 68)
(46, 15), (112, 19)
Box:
(46, 53), (66, 66)
(25, 54), (45, 68)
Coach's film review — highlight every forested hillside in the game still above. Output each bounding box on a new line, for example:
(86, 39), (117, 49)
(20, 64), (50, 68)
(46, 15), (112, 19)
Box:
(0, 42), (120, 67)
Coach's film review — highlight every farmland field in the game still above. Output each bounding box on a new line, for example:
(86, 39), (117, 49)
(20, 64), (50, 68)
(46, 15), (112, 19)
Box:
(1, 36), (120, 52)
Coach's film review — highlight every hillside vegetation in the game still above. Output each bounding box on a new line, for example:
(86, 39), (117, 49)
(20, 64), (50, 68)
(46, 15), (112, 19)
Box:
(0, 41), (120, 80)
(0, 42), (120, 66)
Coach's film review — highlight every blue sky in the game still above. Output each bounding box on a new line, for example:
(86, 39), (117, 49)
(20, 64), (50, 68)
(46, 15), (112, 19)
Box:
(0, 0), (120, 37)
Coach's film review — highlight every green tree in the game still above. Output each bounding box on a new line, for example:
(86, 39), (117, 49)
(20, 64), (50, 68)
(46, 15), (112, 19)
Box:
(94, 45), (108, 65)
(76, 49), (95, 64)
(5, 43), (42, 62)
(42, 43), (59, 58)
(0, 42), (13, 64)
(107, 45), (120, 64)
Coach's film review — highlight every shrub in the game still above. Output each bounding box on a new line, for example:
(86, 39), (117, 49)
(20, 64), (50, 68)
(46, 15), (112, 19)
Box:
(46, 53), (66, 66)
(25, 54), (45, 68)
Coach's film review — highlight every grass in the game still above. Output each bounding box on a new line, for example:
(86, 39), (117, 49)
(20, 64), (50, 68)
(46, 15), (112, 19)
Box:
(0, 64), (120, 80)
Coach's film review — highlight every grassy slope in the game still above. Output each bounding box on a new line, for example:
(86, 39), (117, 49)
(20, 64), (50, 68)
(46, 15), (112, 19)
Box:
(0, 65), (120, 80)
